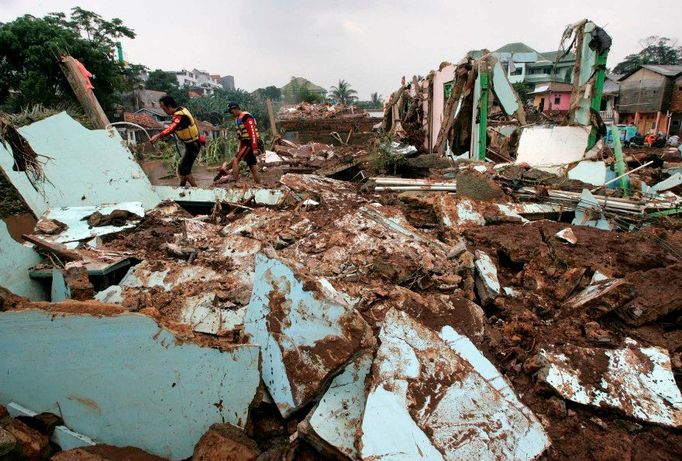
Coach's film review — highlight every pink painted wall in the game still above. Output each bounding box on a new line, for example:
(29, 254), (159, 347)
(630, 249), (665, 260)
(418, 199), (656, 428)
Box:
(533, 91), (571, 112)
(427, 65), (457, 151)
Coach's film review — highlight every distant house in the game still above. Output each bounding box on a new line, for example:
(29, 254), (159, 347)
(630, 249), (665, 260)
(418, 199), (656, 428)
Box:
(135, 107), (171, 124)
(221, 75), (235, 91)
(531, 82), (573, 113)
(122, 112), (164, 145)
(493, 43), (575, 89)
(122, 89), (167, 112)
(175, 69), (223, 96)
(281, 77), (327, 103)
(617, 65), (682, 135)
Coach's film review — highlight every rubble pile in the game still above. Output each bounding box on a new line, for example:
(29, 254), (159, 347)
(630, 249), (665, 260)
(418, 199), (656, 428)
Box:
(2, 163), (681, 460)
(277, 103), (364, 121)
(267, 139), (368, 179)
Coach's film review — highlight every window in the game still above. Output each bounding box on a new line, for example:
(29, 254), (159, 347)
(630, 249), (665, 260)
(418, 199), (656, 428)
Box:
(443, 81), (454, 103)
(554, 96), (561, 105)
(510, 67), (522, 76)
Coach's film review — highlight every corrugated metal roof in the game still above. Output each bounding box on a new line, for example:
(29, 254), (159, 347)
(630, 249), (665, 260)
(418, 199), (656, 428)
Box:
(641, 64), (682, 77)
(530, 82), (574, 94)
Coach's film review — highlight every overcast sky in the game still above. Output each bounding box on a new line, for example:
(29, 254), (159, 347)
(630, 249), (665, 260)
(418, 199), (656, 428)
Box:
(2, 0), (681, 99)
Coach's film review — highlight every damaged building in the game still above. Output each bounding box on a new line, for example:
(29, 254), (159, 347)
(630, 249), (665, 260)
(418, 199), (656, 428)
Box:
(1, 17), (682, 461)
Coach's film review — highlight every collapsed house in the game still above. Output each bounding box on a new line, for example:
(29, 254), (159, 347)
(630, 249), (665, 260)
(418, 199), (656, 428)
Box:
(1, 17), (681, 461)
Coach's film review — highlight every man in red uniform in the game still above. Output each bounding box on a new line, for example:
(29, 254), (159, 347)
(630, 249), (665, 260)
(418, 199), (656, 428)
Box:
(150, 96), (200, 187)
(215, 102), (262, 184)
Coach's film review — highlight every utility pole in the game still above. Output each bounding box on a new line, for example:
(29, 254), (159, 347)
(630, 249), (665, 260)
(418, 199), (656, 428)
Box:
(59, 55), (110, 130)
(266, 98), (279, 144)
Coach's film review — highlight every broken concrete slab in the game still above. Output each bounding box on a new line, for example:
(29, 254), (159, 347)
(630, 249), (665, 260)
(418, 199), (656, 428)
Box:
(572, 189), (612, 230)
(0, 113), (160, 216)
(244, 254), (374, 418)
(0, 308), (260, 460)
(280, 173), (364, 207)
(37, 202), (144, 244)
(537, 338), (682, 427)
(474, 250), (500, 304)
(361, 310), (549, 460)
(0, 220), (46, 300)
(120, 261), (222, 291)
(567, 161), (607, 186)
(299, 351), (373, 460)
(152, 185), (287, 207)
(652, 172), (682, 192)
(516, 126), (591, 175)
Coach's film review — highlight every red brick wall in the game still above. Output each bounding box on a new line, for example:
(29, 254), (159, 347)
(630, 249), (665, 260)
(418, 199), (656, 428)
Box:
(671, 76), (682, 113)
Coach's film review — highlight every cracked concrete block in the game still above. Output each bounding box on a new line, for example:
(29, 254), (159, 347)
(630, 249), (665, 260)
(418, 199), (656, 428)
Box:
(474, 250), (500, 305)
(555, 227), (577, 245)
(537, 338), (682, 427)
(120, 261), (221, 291)
(244, 254), (374, 418)
(361, 310), (550, 461)
(0, 308), (260, 460)
(299, 351), (373, 460)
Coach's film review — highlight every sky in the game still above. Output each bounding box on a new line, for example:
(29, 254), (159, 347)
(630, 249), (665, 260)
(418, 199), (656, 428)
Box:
(1, 0), (681, 99)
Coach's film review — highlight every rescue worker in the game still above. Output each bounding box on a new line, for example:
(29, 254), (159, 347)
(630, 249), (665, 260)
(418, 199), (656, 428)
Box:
(215, 102), (262, 184)
(150, 96), (200, 187)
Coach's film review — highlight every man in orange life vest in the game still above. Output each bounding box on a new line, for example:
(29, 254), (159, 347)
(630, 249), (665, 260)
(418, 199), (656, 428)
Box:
(150, 96), (201, 187)
(215, 101), (262, 184)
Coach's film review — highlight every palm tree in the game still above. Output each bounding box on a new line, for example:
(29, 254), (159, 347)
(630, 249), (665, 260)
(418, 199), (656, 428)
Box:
(330, 79), (358, 105)
(370, 92), (383, 107)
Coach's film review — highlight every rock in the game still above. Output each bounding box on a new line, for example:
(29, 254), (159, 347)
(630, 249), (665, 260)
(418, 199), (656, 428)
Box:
(0, 427), (16, 457)
(193, 424), (260, 461)
(35, 219), (66, 235)
(16, 412), (63, 437)
(3, 418), (50, 460)
(64, 266), (94, 301)
(584, 321), (611, 344)
(474, 250), (500, 305)
(50, 445), (166, 461)
(554, 267), (586, 301)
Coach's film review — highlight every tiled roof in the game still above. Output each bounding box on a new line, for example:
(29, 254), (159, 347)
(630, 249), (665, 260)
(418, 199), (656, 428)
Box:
(531, 82), (574, 94)
(123, 112), (164, 130)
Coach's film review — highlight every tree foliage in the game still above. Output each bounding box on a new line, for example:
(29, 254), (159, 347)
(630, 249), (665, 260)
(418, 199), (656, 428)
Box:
(0, 8), (138, 114)
(613, 36), (682, 75)
(355, 92), (384, 110)
(329, 79), (358, 104)
(253, 85), (282, 102)
(512, 82), (531, 105)
(145, 69), (188, 106)
(283, 77), (323, 104)
(185, 88), (269, 131)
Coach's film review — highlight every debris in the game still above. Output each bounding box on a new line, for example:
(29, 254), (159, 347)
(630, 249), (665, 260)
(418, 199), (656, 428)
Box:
(22, 233), (83, 261)
(3, 419), (50, 460)
(572, 189), (612, 230)
(51, 445), (166, 461)
(0, 307), (260, 460)
(298, 351), (372, 459)
(0, 427), (16, 456)
(474, 250), (500, 305)
(652, 172), (682, 192)
(192, 423), (260, 461)
(516, 126), (593, 175)
(244, 254), (374, 417)
(537, 338), (682, 427)
(456, 168), (507, 201)
(555, 227), (577, 245)
(361, 310), (550, 460)
(563, 271), (634, 317)
(35, 218), (66, 235)
(616, 264), (682, 325)
(567, 161), (607, 186)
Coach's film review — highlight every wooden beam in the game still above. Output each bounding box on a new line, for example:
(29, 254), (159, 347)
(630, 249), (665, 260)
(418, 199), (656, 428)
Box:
(22, 234), (82, 262)
(59, 56), (110, 129)
(266, 98), (279, 144)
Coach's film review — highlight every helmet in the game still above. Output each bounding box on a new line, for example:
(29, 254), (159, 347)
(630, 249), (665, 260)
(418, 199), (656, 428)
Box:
(225, 102), (240, 112)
